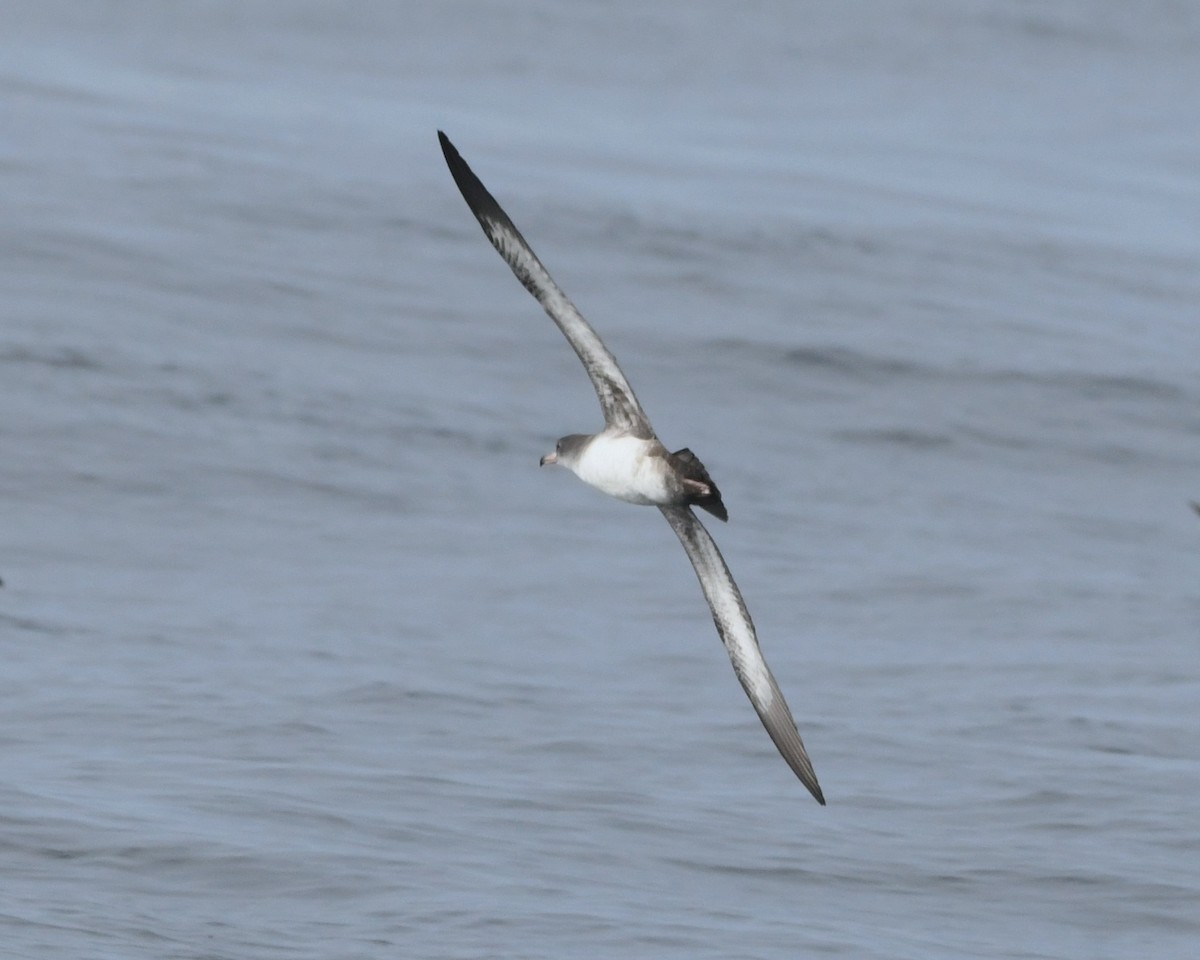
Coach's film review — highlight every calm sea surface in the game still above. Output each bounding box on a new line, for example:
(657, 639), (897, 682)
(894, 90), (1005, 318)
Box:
(3, 2), (1198, 958)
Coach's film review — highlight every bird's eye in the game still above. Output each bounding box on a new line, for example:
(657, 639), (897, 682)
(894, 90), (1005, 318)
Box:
(556, 441), (562, 453)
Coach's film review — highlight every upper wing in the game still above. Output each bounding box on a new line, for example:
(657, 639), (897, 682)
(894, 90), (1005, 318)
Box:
(660, 505), (825, 804)
(439, 131), (652, 437)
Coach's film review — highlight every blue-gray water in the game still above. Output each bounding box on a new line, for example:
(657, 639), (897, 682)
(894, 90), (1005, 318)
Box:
(4, 2), (1199, 957)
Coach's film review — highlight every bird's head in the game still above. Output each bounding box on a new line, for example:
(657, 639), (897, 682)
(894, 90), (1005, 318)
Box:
(540, 434), (589, 470)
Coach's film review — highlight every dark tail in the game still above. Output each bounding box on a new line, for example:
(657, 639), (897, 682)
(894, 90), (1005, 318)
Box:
(671, 448), (728, 522)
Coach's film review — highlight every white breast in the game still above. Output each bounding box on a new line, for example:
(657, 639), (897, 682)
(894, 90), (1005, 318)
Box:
(572, 433), (673, 506)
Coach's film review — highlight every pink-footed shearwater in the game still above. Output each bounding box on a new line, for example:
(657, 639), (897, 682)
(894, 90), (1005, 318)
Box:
(438, 131), (825, 804)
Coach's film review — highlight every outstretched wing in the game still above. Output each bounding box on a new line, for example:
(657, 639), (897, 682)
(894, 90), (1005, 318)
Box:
(660, 505), (825, 804)
(439, 131), (652, 438)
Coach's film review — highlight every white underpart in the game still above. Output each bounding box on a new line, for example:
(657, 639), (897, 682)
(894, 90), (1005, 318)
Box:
(570, 433), (673, 505)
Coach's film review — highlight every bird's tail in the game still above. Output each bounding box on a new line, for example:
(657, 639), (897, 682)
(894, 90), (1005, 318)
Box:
(671, 448), (728, 522)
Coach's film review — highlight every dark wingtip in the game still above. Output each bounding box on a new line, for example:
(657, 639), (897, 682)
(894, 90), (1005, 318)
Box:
(790, 753), (825, 806)
(780, 744), (825, 806)
(437, 129), (475, 196)
(437, 130), (464, 176)
(437, 129), (516, 244)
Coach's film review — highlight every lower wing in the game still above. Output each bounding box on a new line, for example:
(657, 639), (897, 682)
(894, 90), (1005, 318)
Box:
(659, 505), (825, 805)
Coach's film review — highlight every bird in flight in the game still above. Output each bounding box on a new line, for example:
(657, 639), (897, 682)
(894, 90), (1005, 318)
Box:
(438, 131), (825, 804)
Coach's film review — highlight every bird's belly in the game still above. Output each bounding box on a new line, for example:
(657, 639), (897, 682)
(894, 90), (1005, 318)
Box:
(574, 434), (674, 505)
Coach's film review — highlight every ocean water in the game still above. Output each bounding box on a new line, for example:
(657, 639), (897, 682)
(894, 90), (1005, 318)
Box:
(3, 2), (1198, 957)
